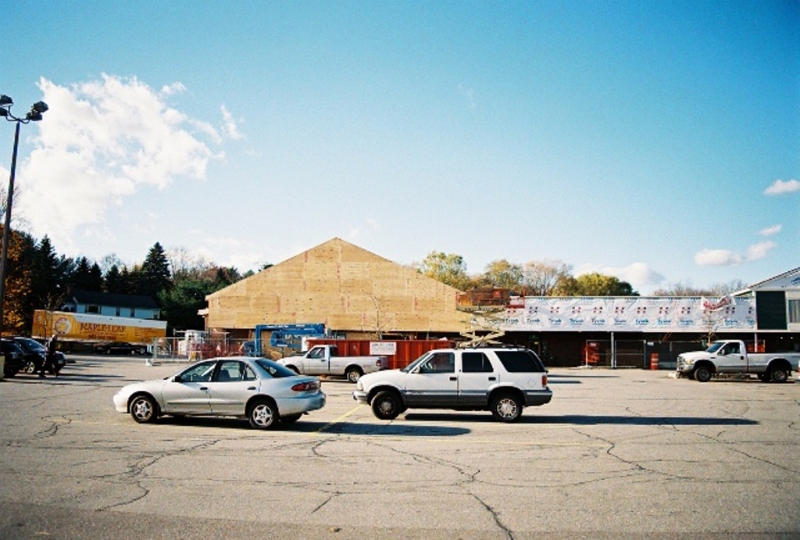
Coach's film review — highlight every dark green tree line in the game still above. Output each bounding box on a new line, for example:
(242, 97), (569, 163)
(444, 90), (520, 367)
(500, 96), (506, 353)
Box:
(0, 231), (254, 335)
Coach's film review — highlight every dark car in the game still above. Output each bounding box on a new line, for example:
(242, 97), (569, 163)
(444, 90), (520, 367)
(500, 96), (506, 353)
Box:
(93, 341), (146, 355)
(1, 338), (26, 378)
(12, 336), (67, 375)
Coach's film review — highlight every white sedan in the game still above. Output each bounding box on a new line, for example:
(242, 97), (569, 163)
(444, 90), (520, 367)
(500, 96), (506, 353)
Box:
(113, 356), (326, 429)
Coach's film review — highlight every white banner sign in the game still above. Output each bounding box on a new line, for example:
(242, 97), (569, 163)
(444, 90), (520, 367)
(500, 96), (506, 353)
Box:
(370, 341), (397, 355)
(498, 296), (755, 333)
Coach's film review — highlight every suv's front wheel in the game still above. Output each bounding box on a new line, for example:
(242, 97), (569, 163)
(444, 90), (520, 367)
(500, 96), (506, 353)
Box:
(371, 390), (402, 420)
(491, 393), (523, 422)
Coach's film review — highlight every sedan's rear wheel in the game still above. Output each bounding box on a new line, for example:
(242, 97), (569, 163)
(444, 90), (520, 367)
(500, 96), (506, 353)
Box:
(248, 399), (278, 429)
(130, 395), (158, 423)
(491, 393), (523, 422)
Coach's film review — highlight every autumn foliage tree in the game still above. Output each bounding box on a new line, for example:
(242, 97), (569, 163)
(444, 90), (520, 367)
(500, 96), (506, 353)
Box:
(553, 273), (638, 296)
(416, 251), (474, 291)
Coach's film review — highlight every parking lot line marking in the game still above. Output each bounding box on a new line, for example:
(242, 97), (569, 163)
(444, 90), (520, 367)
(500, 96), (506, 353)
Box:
(314, 404), (364, 434)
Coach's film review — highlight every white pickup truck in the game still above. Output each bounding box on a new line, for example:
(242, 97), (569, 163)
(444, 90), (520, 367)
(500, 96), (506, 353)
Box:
(676, 340), (800, 383)
(277, 344), (385, 383)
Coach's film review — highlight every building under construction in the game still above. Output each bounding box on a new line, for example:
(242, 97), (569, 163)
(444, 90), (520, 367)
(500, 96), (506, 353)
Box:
(202, 238), (800, 368)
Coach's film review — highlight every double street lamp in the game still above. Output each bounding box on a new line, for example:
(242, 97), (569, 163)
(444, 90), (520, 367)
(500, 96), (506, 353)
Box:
(0, 95), (48, 335)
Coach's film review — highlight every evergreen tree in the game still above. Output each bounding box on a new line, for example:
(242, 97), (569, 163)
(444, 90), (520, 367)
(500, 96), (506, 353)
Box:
(158, 279), (215, 331)
(139, 242), (171, 298)
(104, 264), (124, 293)
(119, 266), (141, 295)
(26, 235), (68, 321)
(88, 262), (104, 291)
(70, 257), (103, 292)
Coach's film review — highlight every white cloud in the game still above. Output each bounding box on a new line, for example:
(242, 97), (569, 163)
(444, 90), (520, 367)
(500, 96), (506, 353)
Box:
(694, 249), (743, 266)
(575, 262), (666, 292)
(220, 105), (244, 141)
(192, 236), (267, 272)
(746, 241), (776, 260)
(160, 82), (187, 96)
(758, 224), (781, 236)
(763, 179), (800, 195)
(14, 75), (225, 255)
(694, 240), (777, 266)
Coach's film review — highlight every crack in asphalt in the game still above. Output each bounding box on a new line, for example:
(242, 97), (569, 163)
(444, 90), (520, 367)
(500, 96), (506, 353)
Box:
(4, 370), (799, 536)
(470, 493), (514, 540)
(97, 437), (225, 511)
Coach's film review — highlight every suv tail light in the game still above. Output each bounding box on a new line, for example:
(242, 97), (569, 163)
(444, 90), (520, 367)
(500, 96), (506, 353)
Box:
(542, 374), (548, 387)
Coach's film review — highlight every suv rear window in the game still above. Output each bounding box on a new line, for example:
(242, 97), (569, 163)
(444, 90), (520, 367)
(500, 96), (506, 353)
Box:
(495, 350), (546, 373)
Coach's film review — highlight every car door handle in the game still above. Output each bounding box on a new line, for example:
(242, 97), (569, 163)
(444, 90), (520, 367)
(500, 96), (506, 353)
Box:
(450, 376), (457, 381)
(199, 386), (208, 391)
(488, 377), (496, 381)
(247, 386), (256, 391)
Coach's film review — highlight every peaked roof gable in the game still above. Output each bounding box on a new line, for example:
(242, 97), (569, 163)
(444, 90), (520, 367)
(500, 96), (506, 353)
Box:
(207, 237), (405, 298)
(745, 267), (800, 292)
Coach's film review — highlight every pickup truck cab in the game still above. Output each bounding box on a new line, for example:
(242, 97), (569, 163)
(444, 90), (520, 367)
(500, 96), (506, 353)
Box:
(676, 340), (800, 383)
(277, 344), (385, 383)
(353, 347), (552, 422)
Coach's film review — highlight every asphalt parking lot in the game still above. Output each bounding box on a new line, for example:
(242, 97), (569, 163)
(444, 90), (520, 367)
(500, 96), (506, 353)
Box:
(0, 355), (798, 539)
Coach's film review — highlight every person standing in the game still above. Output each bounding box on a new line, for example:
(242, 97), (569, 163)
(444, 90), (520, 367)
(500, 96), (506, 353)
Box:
(39, 334), (58, 378)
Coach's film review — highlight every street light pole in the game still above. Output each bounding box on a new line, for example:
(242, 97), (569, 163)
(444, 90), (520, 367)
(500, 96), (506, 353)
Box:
(0, 95), (48, 336)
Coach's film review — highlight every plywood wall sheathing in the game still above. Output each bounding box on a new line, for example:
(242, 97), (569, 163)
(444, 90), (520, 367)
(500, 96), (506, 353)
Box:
(205, 237), (465, 333)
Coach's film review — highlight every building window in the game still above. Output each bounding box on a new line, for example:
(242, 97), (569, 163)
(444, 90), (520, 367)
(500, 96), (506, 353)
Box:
(87, 305), (99, 314)
(789, 299), (800, 324)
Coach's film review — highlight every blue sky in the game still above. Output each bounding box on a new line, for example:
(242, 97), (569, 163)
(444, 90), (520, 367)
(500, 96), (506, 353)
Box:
(1, 1), (798, 294)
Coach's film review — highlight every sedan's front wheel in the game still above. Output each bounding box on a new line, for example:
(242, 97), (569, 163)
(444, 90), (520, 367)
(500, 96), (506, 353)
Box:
(248, 399), (278, 429)
(130, 395), (158, 423)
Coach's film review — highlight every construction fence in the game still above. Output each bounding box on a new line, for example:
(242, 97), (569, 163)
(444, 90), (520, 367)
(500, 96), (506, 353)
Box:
(149, 336), (263, 363)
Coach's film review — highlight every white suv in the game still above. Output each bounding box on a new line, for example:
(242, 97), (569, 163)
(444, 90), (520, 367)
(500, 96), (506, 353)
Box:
(353, 347), (552, 422)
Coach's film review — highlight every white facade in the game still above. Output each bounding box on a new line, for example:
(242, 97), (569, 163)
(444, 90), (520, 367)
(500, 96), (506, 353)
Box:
(499, 296), (753, 333)
(497, 267), (800, 335)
